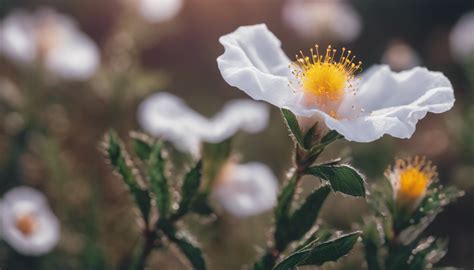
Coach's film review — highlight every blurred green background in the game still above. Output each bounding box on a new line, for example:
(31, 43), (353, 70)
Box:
(1, 0), (473, 269)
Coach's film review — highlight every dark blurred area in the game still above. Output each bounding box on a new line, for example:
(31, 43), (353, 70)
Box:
(1, 0), (474, 269)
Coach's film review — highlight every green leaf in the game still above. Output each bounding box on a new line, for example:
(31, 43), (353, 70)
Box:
(162, 224), (206, 270)
(105, 131), (151, 222)
(295, 228), (333, 252)
(253, 253), (276, 270)
(288, 185), (331, 241)
(132, 135), (153, 161)
(190, 193), (214, 215)
(106, 131), (135, 187)
(303, 123), (317, 149)
(132, 188), (152, 224)
(275, 177), (297, 223)
(321, 130), (343, 144)
(148, 143), (171, 218)
(175, 161), (202, 218)
(274, 178), (297, 251)
(305, 165), (366, 197)
(273, 231), (361, 270)
(174, 237), (206, 270)
(300, 231), (361, 266)
(281, 108), (304, 147)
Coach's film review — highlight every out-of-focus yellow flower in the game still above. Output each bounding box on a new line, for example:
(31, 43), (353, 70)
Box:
(385, 156), (437, 211)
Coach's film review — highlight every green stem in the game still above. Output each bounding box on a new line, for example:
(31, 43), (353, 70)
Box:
(258, 144), (322, 269)
(135, 227), (158, 270)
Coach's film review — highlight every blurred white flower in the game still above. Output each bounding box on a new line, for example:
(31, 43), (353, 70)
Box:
(381, 40), (421, 71)
(0, 8), (99, 80)
(0, 186), (60, 256)
(450, 11), (474, 62)
(217, 24), (455, 142)
(282, 0), (361, 42)
(137, 92), (269, 156)
(138, 0), (183, 23)
(213, 161), (278, 217)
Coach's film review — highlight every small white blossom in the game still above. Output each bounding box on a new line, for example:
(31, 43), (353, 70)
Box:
(0, 187), (60, 256)
(137, 0), (183, 23)
(282, 0), (361, 42)
(381, 40), (421, 71)
(450, 11), (474, 62)
(217, 24), (455, 142)
(137, 92), (269, 156)
(0, 8), (99, 80)
(213, 162), (278, 217)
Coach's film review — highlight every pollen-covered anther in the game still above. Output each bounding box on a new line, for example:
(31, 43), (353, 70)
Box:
(292, 45), (362, 115)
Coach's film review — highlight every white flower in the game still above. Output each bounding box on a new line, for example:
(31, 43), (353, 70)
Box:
(381, 40), (421, 71)
(0, 8), (99, 80)
(450, 11), (474, 62)
(137, 92), (269, 155)
(213, 162), (278, 217)
(0, 186), (60, 256)
(217, 24), (455, 142)
(137, 0), (183, 23)
(282, 0), (361, 42)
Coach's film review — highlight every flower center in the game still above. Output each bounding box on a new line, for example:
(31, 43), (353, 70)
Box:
(15, 213), (38, 237)
(394, 157), (436, 201)
(292, 45), (361, 116)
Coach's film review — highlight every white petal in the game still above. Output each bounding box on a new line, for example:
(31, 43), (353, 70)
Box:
(201, 99), (269, 143)
(0, 186), (60, 256)
(327, 65), (455, 142)
(217, 24), (305, 112)
(138, 0), (183, 23)
(0, 10), (38, 64)
(213, 162), (278, 217)
(137, 92), (207, 156)
(450, 11), (474, 61)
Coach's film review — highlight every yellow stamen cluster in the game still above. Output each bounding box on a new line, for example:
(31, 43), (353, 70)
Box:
(292, 45), (362, 114)
(15, 213), (38, 237)
(387, 156), (437, 202)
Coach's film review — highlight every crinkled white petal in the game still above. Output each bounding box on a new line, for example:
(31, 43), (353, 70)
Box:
(0, 187), (60, 256)
(450, 11), (474, 61)
(138, 0), (183, 23)
(213, 162), (278, 217)
(217, 24), (307, 114)
(0, 10), (38, 63)
(137, 92), (269, 155)
(282, 0), (361, 42)
(45, 30), (100, 80)
(327, 65), (455, 142)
